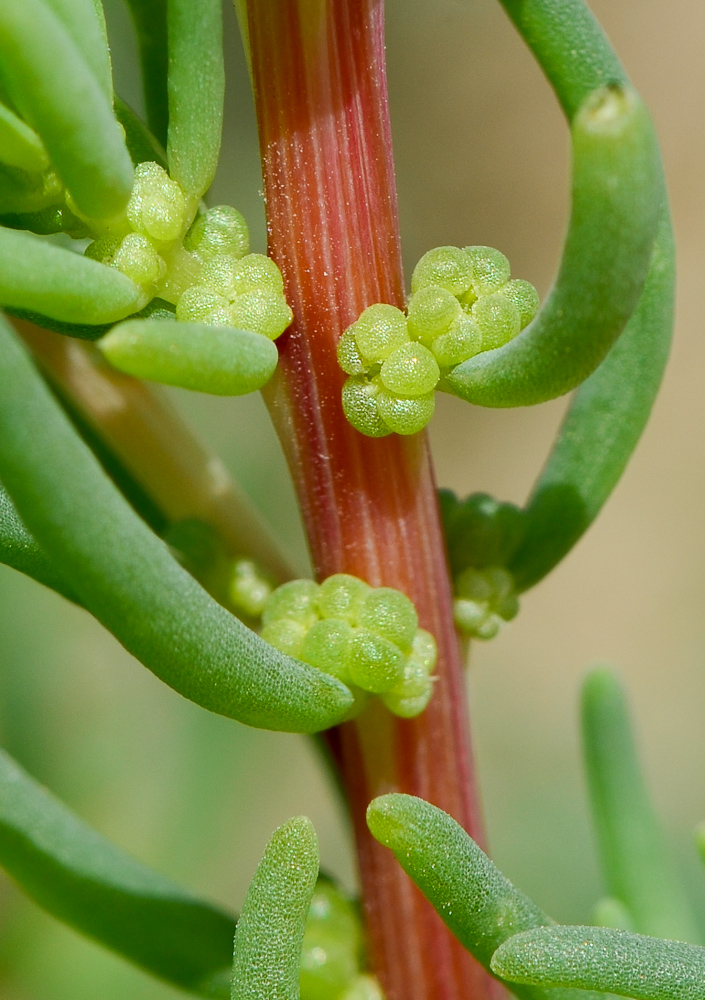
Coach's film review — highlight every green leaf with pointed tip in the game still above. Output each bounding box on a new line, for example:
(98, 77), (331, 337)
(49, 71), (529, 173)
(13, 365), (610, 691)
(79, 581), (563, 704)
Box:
(0, 228), (143, 324)
(0, 480), (76, 601)
(0, 314), (353, 733)
(581, 668), (699, 943)
(366, 794), (601, 1000)
(491, 925), (705, 1000)
(0, 0), (133, 218)
(99, 319), (279, 395)
(114, 96), (168, 169)
(444, 83), (661, 408)
(167, 0), (224, 197)
(0, 99), (48, 173)
(124, 0), (169, 146)
(42, 0), (113, 99)
(0, 745), (236, 996)
(510, 206), (673, 590)
(232, 817), (319, 1000)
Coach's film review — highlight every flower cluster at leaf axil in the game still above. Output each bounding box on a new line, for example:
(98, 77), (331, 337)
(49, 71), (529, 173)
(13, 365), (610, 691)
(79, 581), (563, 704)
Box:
(85, 161), (293, 339)
(260, 574), (437, 719)
(453, 566), (519, 640)
(338, 245), (539, 437)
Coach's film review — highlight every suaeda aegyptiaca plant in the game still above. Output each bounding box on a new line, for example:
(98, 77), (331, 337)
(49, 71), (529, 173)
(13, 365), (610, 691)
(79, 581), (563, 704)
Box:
(0, 0), (701, 998)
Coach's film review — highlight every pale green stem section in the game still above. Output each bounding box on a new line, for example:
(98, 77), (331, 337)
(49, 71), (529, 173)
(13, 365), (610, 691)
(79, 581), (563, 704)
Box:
(581, 668), (700, 943)
(0, 313), (352, 733)
(232, 817), (319, 1000)
(491, 925), (705, 1000)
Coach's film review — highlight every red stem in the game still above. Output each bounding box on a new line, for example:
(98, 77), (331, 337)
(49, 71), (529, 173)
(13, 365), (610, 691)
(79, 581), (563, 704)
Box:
(245, 3), (496, 999)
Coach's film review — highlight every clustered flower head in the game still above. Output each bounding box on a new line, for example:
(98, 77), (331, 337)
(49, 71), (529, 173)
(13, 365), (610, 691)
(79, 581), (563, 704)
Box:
(85, 161), (293, 340)
(338, 245), (539, 437)
(260, 574), (437, 719)
(453, 566), (519, 640)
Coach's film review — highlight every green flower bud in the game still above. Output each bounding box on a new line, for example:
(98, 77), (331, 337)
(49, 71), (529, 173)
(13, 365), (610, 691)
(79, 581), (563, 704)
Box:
(231, 253), (285, 296)
(340, 975), (385, 1000)
(199, 253), (237, 298)
(379, 342), (440, 398)
(84, 236), (121, 264)
(455, 566), (493, 603)
(316, 574), (371, 624)
(337, 327), (367, 376)
(376, 389), (435, 436)
(229, 288), (293, 340)
(176, 285), (233, 326)
(184, 205), (249, 259)
(498, 277), (540, 329)
(453, 598), (489, 635)
(341, 377), (392, 438)
(158, 246), (203, 303)
(410, 628), (437, 672)
(430, 314), (482, 368)
(351, 303), (409, 365)
(471, 293), (521, 351)
(127, 162), (186, 243)
(346, 629), (405, 693)
(260, 618), (308, 658)
(464, 245), (511, 296)
(359, 587), (418, 653)
(381, 679), (434, 719)
(300, 927), (360, 1000)
(474, 614), (501, 640)
(410, 246), (473, 296)
(406, 286), (462, 347)
(306, 878), (361, 943)
(301, 619), (354, 681)
(112, 233), (164, 287)
(388, 659), (434, 700)
(227, 559), (273, 618)
(262, 579), (320, 628)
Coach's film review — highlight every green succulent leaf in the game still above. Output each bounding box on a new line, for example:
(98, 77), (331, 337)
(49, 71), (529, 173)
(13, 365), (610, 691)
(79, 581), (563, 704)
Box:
(99, 319), (279, 396)
(581, 668), (699, 943)
(232, 817), (319, 1000)
(0, 314), (353, 733)
(366, 793), (600, 1000)
(124, 0), (169, 146)
(0, 161), (61, 215)
(0, 479), (76, 601)
(0, 98), (48, 173)
(509, 206), (674, 590)
(0, 0), (133, 218)
(491, 925), (705, 1000)
(42, 0), (113, 100)
(0, 228), (143, 324)
(167, 0), (224, 197)
(444, 82), (661, 408)
(0, 744), (236, 996)
(114, 96), (168, 169)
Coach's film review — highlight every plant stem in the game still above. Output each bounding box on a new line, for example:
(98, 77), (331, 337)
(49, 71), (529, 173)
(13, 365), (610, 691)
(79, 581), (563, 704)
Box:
(244, 3), (495, 998)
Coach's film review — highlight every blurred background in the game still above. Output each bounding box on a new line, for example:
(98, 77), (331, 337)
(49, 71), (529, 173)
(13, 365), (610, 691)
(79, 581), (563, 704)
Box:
(1, 0), (705, 995)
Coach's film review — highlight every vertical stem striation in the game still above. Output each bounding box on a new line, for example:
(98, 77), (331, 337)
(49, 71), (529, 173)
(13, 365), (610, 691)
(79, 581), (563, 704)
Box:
(245, 3), (496, 999)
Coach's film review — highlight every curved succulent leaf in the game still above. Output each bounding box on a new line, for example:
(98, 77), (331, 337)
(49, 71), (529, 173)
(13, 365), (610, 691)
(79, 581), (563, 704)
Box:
(0, 480), (76, 601)
(0, 314), (353, 733)
(444, 83), (661, 408)
(0, 0), (133, 218)
(124, 0), (169, 146)
(581, 668), (699, 943)
(232, 817), (319, 1000)
(167, 0), (224, 197)
(0, 745), (235, 996)
(366, 794), (601, 1000)
(491, 925), (705, 1000)
(99, 319), (279, 396)
(42, 0), (113, 99)
(0, 228), (143, 324)
(0, 99), (48, 173)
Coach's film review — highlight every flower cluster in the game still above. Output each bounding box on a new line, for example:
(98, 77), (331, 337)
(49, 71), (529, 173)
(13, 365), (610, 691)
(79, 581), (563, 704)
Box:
(260, 574), (437, 719)
(453, 566), (519, 640)
(85, 161), (293, 339)
(338, 245), (539, 437)
(300, 877), (383, 1000)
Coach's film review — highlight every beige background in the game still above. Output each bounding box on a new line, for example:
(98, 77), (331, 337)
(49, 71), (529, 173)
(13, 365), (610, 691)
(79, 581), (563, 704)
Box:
(0, 1), (704, 996)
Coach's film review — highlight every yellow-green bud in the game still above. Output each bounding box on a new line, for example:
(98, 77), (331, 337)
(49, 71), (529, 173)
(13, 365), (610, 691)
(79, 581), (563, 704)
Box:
(262, 579), (320, 629)
(376, 390), (435, 436)
(229, 289), (293, 340)
(411, 246), (473, 296)
(346, 629), (406, 693)
(185, 205), (249, 260)
(471, 293), (521, 351)
(351, 303), (409, 365)
(127, 162), (187, 243)
(406, 285), (462, 347)
(358, 587), (418, 653)
(341, 378), (392, 438)
(260, 619), (307, 658)
(176, 285), (233, 326)
(231, 254), (285, 296)
(464, 245), (511, 296)
(379, 342), (440, 398)
(316, 574), (371, 625)
(112, 233), (164, 287)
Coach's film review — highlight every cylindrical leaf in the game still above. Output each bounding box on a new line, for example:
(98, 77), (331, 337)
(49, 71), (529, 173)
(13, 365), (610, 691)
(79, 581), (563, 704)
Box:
(232, 817), (319, 1000)
(491, 925), (705, 1000)
(445, 83), (661, 408)
(167, 0), (224, 196)
(0, 314), (352, 733)
(124, 0), (169, 146)
(42, 0), (113, 99)
(0, 99), (48, 173)
(0, 228), (142, 324)
(0, 0), (133, 218)
(0, 745), (235, 996)
(99, 319), (279, 395)
(581, 668), (699, 943)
